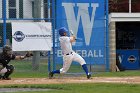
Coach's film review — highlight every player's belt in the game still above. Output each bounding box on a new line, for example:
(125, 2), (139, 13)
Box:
(66, 52), (73, 55)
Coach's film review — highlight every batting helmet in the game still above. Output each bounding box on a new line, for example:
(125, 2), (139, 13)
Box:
(3, 45), (12, 54)
(58, 27), (68, 36)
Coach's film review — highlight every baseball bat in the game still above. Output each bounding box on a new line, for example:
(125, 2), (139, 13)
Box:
(70, 30), (82, 40)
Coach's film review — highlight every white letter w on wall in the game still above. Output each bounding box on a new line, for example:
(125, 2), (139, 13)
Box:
(62, 3), (99, 45)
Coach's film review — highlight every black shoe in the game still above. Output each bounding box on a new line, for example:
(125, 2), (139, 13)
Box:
(49, 72), (54, 79)
(2, 76), (11, 80)
(0, 75), (3, 79)
(87, 74), (91, 79)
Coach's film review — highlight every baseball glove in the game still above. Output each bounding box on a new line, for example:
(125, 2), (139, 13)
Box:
(24, 52), (33, 58)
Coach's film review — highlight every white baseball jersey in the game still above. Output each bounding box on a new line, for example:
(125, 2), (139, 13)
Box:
(59, 36), (73, 55)
(59, 36), (86, 74)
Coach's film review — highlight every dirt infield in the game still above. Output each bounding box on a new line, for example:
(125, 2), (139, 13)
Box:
(0, 76), (140, 85)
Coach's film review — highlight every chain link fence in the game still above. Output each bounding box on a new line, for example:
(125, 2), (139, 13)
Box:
(0, 0), (54, 78)
(0, 0), (110, 78)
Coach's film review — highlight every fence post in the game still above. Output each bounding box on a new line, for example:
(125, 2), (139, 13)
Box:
(47, 0), (51, 72)
(2, 0), (6, 46)
(52, 0), (56, 71)
(32, 0), (42, 70)
(106, 0), (110, 72)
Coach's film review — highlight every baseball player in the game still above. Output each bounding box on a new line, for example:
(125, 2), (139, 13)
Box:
(0, 45), (33, 80)
(49, 27), (91, 79)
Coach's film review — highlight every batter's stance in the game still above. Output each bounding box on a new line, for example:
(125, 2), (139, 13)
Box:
(49, 27), (91, 79)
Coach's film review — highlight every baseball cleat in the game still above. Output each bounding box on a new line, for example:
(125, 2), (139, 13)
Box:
(1, 76), (11, 80)
(49, 72), (54, 79)
(0, 75), (3, 79)
(87, 74), (91, 79)
(2, 77), (11, 80)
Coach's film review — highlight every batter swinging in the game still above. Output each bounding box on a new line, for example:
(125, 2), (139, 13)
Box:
(49, 27), (91, 79)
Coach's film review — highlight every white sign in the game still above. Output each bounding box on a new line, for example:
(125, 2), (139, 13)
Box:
(12, 22), (52, 51)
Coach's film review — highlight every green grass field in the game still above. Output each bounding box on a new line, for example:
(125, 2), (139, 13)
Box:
(1, 60), (140, 93)
(1, 83), (140, 93)
(10, 60), (140, 78)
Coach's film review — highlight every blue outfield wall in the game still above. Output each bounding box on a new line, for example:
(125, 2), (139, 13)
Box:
(55, 0), (108, 65)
